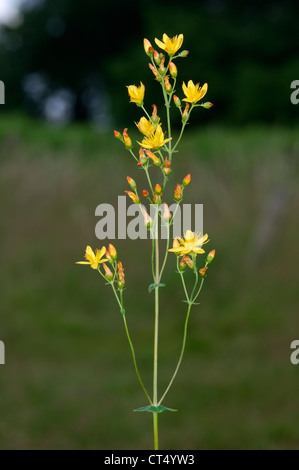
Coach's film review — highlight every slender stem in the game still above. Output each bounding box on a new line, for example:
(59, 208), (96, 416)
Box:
(153, 412), (159, 450)
(158, 302), (192, 405)
(144, 166), (154, 196)
(152, 217), (160, 449)
(122, 314), (152, 405)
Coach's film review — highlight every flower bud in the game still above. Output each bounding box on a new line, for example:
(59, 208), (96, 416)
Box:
(103, 263), (113, 281)
(155, 183), (162, 195)
(179, 50), (189, 57)
(154, 50), (161, 65)
(169, 61), (177, 78)
(182, 103), (190, 123)
(141, 206), (152, 228)
(179, 257), (186, 272)
(127, 176), (137, 191)
(152, 193), (162, 205)
(201, 102), (213, 109)
(108, 244), (117, 260)
(163, 157), (171, 168)
(152, 104), (159, 124)
(125, 191), (140, 204)
(183, 173), (191, 187)
(173, 95), (181, 108)
(144, 38), (153, 56)
(145, 149), (161, 167)
(174, 183), (183, 201)
(114, 130), (122, 140)
(117, 261), (125, 288)
(149, 63), (162, 82)
(207, 249), (215, 263)
(162, 202), (171, 221)
(164, 75), (172, 93)
(163, 167), (172, 176)
(105, 250), (113, 264)
(123, 128), (132, 148)
(142, 189), (149, 198)
(137, 147), (148, 166)
(159, 56), (166, 74)
(199, 266), (208, 278)
(182, 255), (194, 270)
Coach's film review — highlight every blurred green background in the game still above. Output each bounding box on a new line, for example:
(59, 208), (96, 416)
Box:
(0, 0), (299, 450)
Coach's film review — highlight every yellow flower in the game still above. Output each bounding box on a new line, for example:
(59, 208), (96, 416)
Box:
(127, 82), (145, 106)
(76, 246), (108, 269)
(137, 124), (172, 150)
(135, 117), (155, 136)
(168, 230), (209, 255)
(182, 80), (208, 104)
(155, 33), (184, 55)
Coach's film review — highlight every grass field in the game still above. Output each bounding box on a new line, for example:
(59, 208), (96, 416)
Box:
(0, 114), (298, 449)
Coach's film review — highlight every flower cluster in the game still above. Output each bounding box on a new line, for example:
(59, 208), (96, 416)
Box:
(76, 33), (216, 450)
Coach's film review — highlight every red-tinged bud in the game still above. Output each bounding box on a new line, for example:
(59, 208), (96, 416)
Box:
(117, 261), (125, 288)
(127, 176), (137, 191)
(201, 102), (213, 109)
(183, 173), (191, 187)
(103, 263), (113, 281)
(144, 38), (153, 56)
(164, 75), (172, 93)
(138, 147), (148, 165)
(179, 257), (186, 272)
(152, 104), (159, 124)
(163, 157), (171, 168)
(169, 61), (177, 78)
(114, 130), (122, 140)
(199, 266), (208, 278)
(123, 128), (132, 148)
(182, 255), (194, 270)
(163, 167), (172, 176)
(108, 244), (117, 260)
(154, 50), (161, 65)
(149, 63), (162, 82)
(125, 191), (140, 204)
(162, 202), (171, 221)
(141, 206), (152, 228)
(159, 56), (166, 74)
(142, 189), (149, 198)
(180, 50), (189, 57)
(182, 103), (190, 122)
(145, 149), (161, 167)
(174, 183), (183, 201)
(207, 249), (215, 263)
(155, 183), (162, 195)
(152, 193), (162, 205)
(105, 250), (113, 264)
(173, 95), (181, 108)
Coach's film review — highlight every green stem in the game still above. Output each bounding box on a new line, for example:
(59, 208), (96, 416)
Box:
(158, 302), (192, 405)
(153, 226), (160, 449)
(153, 412), (159, 450)
(122, 314), (152, 405)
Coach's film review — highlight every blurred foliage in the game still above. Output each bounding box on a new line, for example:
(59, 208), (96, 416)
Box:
(0, 0), (298, 126)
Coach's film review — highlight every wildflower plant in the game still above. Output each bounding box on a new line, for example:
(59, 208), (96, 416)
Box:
(77, 33), (215, 450)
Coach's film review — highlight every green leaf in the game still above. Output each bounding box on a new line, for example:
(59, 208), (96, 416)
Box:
(134, 405), (177, 413)
(148, 283), (166, 293)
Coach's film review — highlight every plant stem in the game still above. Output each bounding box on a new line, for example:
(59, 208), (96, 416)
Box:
(153, 412), (159, 450)
(153, 225), (160, 449)
(122, 314), (152, 405)
(158, 302), (192, 405)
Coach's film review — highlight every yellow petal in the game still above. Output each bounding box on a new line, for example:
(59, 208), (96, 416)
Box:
(76, 261), (91, 264)
(155, 38), (166, 50)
